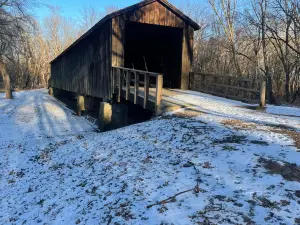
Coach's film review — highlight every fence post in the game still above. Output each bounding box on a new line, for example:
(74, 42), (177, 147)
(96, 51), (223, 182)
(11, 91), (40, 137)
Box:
(260, 80), (266, 107)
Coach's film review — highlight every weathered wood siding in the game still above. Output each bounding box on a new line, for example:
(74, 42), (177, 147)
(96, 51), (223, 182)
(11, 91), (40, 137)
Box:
(50, 21), (112, 99)
(111, 1), (194, 89)
(50, 0), (197, 100)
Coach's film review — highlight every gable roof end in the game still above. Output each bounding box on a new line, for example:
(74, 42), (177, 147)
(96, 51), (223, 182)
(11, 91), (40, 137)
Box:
(50, 0), (200, 64)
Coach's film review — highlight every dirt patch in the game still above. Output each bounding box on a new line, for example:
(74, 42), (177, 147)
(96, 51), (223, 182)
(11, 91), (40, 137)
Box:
(258, 157), (300, 182)
(249, 140), (269, 146)
(221, 119), (257, 130)
(174, 108), (204, 118)
(213, 135), (247, 144)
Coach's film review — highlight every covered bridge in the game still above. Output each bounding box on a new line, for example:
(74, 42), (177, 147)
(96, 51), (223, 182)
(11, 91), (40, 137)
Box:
(49, 0), (200, 130)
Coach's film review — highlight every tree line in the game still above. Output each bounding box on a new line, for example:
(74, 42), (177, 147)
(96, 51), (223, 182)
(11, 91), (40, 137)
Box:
(1, 0), (300, 104)
(183, 0), (300, 104)
(0, 0), (116, 99)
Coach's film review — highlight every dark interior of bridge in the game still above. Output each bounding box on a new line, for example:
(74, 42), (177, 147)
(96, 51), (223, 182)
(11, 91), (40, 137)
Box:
(124, 21), (183, 89)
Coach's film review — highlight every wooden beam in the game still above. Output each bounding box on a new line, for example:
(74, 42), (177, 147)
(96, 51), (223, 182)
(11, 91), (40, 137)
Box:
(193, 72), (253, 82)
(209, 82), (260, 94)
(113, 66), (160, 77)
(194, 88), (255, 102)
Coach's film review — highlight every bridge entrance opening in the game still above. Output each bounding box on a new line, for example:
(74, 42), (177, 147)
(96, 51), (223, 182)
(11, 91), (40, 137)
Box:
(124, 21), (183, 89)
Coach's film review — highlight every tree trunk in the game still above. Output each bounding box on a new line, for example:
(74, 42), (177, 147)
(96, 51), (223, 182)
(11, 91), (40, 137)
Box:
(0, 62), (13, 99)
(260, 0), (275, 104)
(285, 70), (290, 102)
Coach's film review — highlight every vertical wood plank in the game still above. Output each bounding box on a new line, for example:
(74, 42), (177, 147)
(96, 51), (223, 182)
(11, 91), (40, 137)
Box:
(154, 1), (159, 24)
(159, 4), (166, 26)
(149, 3), (155, 24)
(143, 74), (150, 109)
(144, 4), (150, 24)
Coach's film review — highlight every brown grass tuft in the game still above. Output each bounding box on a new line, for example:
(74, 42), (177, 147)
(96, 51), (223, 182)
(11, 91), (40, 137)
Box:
(271, 128), (300, 150)
(174, 108), (204, 118)
(258, 157), (300, 182)
(221, 119), (257, 130)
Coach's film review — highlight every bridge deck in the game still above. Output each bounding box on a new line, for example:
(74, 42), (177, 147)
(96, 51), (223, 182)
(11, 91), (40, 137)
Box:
(122, 87), (193, 115)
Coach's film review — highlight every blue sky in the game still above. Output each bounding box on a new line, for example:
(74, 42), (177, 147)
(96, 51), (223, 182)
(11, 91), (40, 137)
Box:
(36, 0), (179, 22)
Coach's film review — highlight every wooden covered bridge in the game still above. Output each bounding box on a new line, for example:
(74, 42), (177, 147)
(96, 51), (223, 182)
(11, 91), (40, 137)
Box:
(49, 0), (265, 131)
(49, 0), (200, 130)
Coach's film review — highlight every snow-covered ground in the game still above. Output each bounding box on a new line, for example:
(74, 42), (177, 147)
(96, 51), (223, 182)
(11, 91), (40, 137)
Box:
(0, 89), (300, 225)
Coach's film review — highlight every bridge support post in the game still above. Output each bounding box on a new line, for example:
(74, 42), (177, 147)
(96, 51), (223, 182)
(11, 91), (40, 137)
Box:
(77, 95), (85, 116)
(99, 102), (112, 131)
(98, 101), (128, 132)
(49, 87), (54, 96)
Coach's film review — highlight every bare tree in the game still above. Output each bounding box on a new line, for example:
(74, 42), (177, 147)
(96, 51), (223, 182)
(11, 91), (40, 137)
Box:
(208, 0), (242, 76)
(105, 5), (119, 15)
(0, 0), (36, 99)
(80, 5), (103, 32)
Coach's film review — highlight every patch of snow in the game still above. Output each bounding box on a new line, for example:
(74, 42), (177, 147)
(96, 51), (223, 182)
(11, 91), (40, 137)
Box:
(266, 105), (300, 117)
(0, 89), (299, 225)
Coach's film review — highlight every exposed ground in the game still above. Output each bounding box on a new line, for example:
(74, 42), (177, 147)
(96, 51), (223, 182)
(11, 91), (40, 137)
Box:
(0, 89), (300, 225)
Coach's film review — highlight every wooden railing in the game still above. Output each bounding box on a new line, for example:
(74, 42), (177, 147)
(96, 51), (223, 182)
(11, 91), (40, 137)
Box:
(189, 72), (266, 106)
(112, 66), (163, 112)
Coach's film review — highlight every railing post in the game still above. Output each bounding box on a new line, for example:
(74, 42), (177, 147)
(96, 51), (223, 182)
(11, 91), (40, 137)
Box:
(143, 73), (150, 109)
(117, 68), (122, 102)
(134, 72), (139, 104)
(155, 74), (163, 111)
(125, 71), (130, 100)
(260, 80), (266, 107)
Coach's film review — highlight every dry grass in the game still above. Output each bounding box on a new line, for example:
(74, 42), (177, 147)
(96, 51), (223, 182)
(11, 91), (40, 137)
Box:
(174, 108), (204, 118)
(271, 128), (300, 150)
(221, 119), (257, 130)
(221, 119), (300, 150)
(258, 157), (300, 182)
